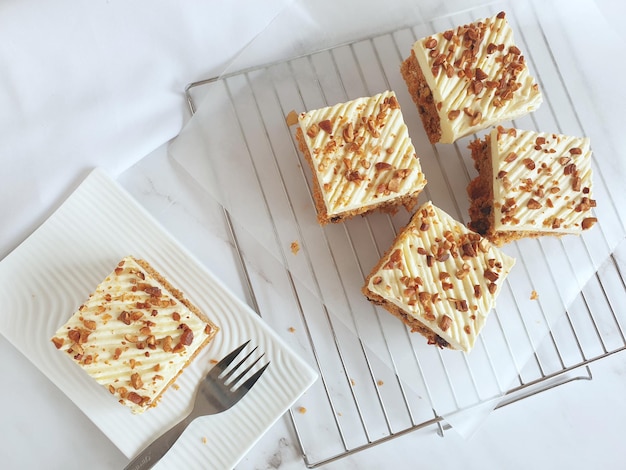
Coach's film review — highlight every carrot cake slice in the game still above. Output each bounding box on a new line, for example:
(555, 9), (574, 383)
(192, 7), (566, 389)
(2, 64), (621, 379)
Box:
(362, 201), (515, 352)
(292, 90), (427, 224)
(51, 256), (219, 414)
(467, 127), (597, 246)
(400, 11), (542, 144)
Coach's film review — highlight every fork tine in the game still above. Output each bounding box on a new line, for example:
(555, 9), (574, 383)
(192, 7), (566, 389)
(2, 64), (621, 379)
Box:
(239, 361), (270, 392)
(208, 340), (250, 378)
(222, 346), (258, 382)
(228, 353), (265, 386)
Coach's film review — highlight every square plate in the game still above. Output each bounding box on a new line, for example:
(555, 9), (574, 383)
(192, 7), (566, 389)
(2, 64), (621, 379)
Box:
(0, 168), (317, 469)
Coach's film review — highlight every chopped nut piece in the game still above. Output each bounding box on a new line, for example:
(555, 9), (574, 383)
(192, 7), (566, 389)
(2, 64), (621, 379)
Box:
(439, 315), (452, 331)
(484, 269), (499, 282)
(319, 119), (333, 134)
(180, 327), (194, 346)
(424, 37), (438, 49)
(118, 311), (131, 325)
(130, 373), (143, 390)
(526, 199), (542, 210)
(307, 123), (320, 138)
(582, 217), (597, 230)
(285, 110), (298, 126)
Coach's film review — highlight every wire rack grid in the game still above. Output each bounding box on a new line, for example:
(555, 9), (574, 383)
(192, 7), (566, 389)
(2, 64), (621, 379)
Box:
(180, 2), (626, 467)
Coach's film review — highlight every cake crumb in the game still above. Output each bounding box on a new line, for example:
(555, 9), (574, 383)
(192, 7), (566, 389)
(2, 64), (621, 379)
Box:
(377, 380), (384, 387)
(530, 290), (539, 300)
(172, 384), (180, 391)
(209, 358), (219, 364)
(201, 436), (207, 445)
(298, 406), (307, 414)
(350, 378), (356, 386)
(290, 241), (300, 255)
(288, 327), (296, 333)
(286, 110), (299, 126)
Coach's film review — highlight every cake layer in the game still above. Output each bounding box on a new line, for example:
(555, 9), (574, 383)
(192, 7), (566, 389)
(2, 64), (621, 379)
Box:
(406, 11), (542, 144)
(51, 256), (219, 413)
(295, 90), (427, 224)
(491, 127), (595, 233)
(363, 201), (515, 352)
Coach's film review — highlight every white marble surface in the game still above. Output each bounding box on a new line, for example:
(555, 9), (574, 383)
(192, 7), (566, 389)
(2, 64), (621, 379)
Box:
(1, 0), (626, 469)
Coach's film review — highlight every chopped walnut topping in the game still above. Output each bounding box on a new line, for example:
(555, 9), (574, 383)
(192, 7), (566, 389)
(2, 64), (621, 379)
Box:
(52, 337), (64, 349)
(473, 285), (482, 299)
(569, 147), (582, 155)
(447, 109), (461, 120)
(470, 111), (483, 126)
(162, 335), (173, 352)
(130, 373), (143, 390)
(318, 120), (333, 134)
(343, 123), (354, 143)
(127, 392), (144, 405)
(67, 329), (81, 343)
(439, 315), (452, 331)
(582, 217), (597, 230)
(124, 334), (139, 343)
(484, 269), (499, 282)
(118, 311), (131, 325)
(527, 199), (542, 209)
(424, 37), (438, 49)
(180, 327), (194, 346)
(504, 152), (518, 163)
(564, 163), (577, 175)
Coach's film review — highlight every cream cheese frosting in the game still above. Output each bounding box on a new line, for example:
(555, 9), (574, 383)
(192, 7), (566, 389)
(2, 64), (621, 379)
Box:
(365, 202), (515, 352)
(491, 127), (596, 233)
(412, 11), (542, 143)
(51, 256), (217, 414)
(297, 90), (426, 218)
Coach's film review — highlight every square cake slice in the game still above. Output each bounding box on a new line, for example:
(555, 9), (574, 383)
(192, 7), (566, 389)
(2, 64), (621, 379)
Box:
(51, 256), (219, 414)
(293, 90), (427, 224)
(467, 127), (597, 246)
(362, 201), (515, 353)
(400, 11), (542, 144)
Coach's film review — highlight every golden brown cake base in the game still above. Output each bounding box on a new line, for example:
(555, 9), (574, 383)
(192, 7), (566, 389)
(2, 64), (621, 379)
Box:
(400, 50), (442, 145)
(467, 137), (551, 246)
(295, 128), (421, 225)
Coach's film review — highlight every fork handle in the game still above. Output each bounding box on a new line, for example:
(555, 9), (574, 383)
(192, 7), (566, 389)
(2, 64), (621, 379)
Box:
(124, 416), (192, 470)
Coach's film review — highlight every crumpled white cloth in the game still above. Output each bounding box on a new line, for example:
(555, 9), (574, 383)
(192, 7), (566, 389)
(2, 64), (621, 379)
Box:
(0, 0), (290, 259)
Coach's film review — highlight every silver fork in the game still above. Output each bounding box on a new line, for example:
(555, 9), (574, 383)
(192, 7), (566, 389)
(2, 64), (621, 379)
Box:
(124, 341), (270, 470)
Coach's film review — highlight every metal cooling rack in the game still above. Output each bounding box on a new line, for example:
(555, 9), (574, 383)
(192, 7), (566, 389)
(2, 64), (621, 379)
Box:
(183, 2), (626, 467)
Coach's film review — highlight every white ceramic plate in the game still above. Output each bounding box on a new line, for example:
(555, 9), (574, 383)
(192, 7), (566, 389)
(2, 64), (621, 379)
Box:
(0, 168), (317, 469)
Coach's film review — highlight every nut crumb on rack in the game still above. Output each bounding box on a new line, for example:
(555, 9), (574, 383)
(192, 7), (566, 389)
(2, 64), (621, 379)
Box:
(298, 406), (307, 414)
(285, 110), (298, 126)
(530, 290), (539, 300)
(288, 327), (296, 333)
(290, 241), (300, 255)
